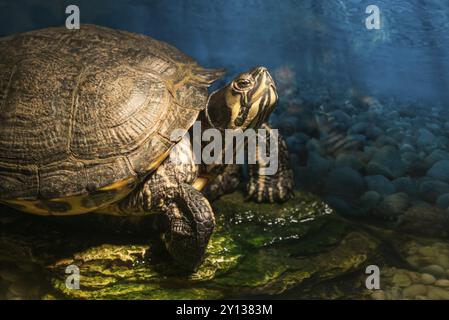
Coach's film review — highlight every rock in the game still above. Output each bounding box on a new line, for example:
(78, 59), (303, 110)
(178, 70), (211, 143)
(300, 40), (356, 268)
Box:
(425, 122), (440, 131)
(376, 193), (410, 219)
(349, 122), (369, 134)
(307, 152), (332, 177)
(400, 144), (416, 153)
(365, 126), (383, 140)
(402, 284), (427, 298)
(375, 135), (397, 147)
(335, 153), (363, 171)
(435, 279), (449, 287)
(401, 152), (424, 173)
(358, 191), (381, 212)
(366, 146), (407, 179)
(306, 138), (322, 154)
(427, 286), (449, 300)
(418, 180), (449, 203)
(325, 167), (365, 199)
(8, 283), (24, 297)
(392, 273), (412, 287)
(419, 265), (446, 278)
(363, 146), (377, 159)
(286, 133), (307, 154)
(417, 128), (437, 150)
(347, 134), (366, 147)
(436, 136), (449, 148)
(371, 290), (386, 300)
(425, 150), (449, 168)
(0, 190), (386, 300)
(386, 111), (400, 119)
(365, 175), (396, 196)
(398, 206), (449, 238)
(392, 177), (418, 196)
(296, 167), (324, 192)
(427, 160), (449, 182)
(436, 193), (449, 210)
(420, 273), (436, 285)
(276, 116), (298, 135)
(323, 196), (353, 214)
(328, 110), (352, 128)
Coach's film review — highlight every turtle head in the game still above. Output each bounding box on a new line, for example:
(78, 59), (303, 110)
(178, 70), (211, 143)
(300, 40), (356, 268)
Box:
(206, 67), (278, 130)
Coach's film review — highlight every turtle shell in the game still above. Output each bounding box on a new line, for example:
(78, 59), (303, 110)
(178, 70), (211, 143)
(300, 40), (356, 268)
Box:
(0, 24), (224, 205)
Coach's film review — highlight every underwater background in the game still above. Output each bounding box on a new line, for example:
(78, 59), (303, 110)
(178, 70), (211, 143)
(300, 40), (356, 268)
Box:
(1, 0), (449, 300)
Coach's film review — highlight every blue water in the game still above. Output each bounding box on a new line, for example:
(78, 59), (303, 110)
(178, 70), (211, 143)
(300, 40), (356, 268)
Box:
(1, 0), (449, 230)
(2, 1), (449, 301)
(1, 0), (449, 103)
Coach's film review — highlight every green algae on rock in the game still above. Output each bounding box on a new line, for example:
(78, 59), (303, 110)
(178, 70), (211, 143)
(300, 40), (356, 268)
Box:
(46, 192), (380, 299)
(1, 191), (382, 299)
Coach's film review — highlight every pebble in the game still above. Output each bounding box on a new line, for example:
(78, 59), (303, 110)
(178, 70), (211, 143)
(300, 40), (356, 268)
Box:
(335, 153), (363, 171)
(392, 273), (412, 287)
(402, 284), (427, 298)
(418, 246), (435, 256)
(427, 286), (449, 300)
(281, 89), (449, 226)
(307, 152), (332, 176)
(376, 192), (410, 218)
(436, 193), (449, 210)
(434, 279), (449, 287)
(365, 175), (396, 196)
(420, 265), (446, 278)
(437, 256), (449, 269)
(418, 180), (449, 203)
(392, 177), (418, 196)
(427, 160), (449, 182)
(8, 282), (29, 298)
(0, 269), (20, 282)
(366, 146), (407, 179)
(358, 191), (381, 211)
(371, 290), (386, 300)
(420, 273), (436, 285)
(325, 166), (365, 198)
(417, 129), (436, 149)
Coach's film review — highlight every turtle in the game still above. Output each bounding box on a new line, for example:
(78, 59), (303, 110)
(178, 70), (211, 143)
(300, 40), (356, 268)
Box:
(0, 24), (294, 270)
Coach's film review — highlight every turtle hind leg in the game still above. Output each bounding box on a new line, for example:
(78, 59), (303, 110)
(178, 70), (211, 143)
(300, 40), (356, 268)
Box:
(163, 183), (215, 271)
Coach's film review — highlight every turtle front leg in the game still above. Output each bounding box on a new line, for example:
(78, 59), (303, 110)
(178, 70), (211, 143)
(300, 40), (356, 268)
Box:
(247, 123), (294, 203)
(203, 164), (241, 201)
(162, 183), (215, 270)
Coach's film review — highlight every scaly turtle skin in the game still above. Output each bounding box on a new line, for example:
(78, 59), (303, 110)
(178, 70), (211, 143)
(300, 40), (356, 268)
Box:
(0, 24), (293, 270)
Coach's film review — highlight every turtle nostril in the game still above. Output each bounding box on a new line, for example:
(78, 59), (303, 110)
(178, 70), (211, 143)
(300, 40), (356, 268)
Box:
(251, 66), (267, 76)
(257, 67), (267, 74)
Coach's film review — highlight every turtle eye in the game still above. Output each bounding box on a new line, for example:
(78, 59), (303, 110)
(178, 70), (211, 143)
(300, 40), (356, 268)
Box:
(234, 78), (252, 90)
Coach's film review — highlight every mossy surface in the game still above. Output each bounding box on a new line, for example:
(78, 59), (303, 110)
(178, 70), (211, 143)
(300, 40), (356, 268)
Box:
(0, 191), (390, 299)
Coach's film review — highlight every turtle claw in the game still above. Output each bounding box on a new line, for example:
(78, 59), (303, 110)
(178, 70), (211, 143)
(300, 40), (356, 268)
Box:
(164, 217), (204, 271)
(246, 172), (294, 204)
